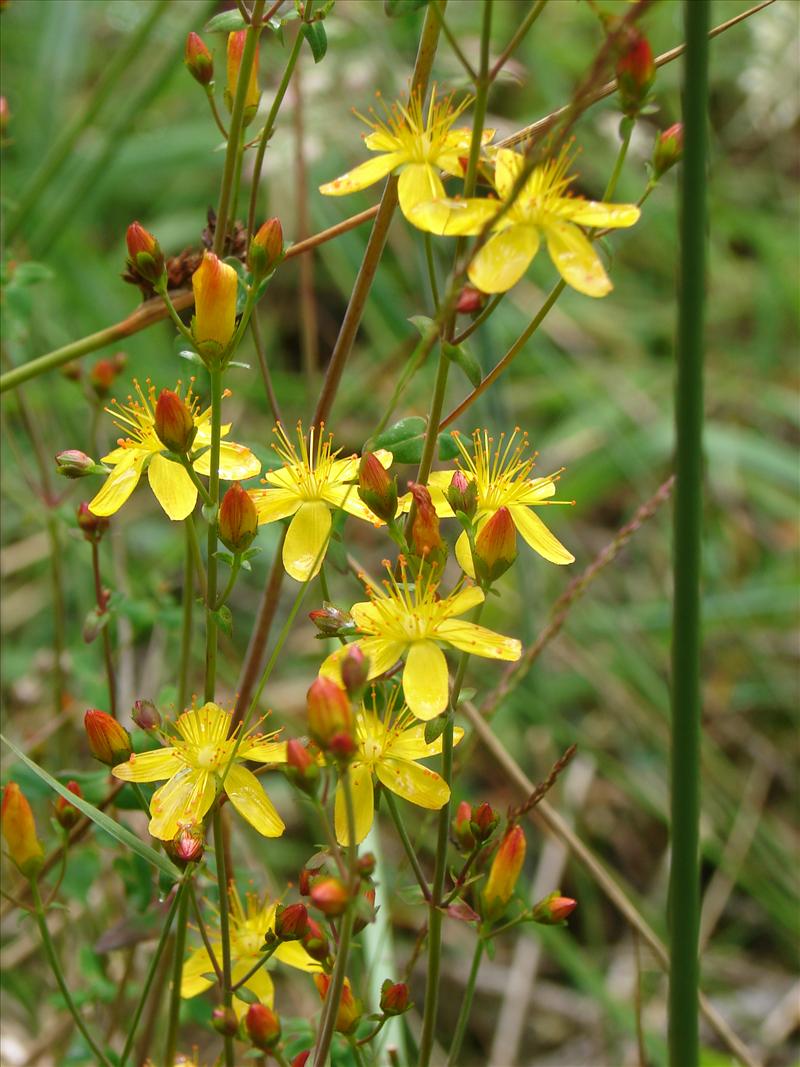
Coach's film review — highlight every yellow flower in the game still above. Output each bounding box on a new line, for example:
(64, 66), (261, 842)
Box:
(409, 146), (640, 296)
(427, 428), (575, 573)
(182, 885), (320, 1017)
(319, 89), (492, 224)
(320, 563), (521, 721)
(249, 422), (392, 583)
(333, 689), (464, 845)
(112, 702), (287, 841)
(192, 251), (239, 351)
(88, 379), (260, 521)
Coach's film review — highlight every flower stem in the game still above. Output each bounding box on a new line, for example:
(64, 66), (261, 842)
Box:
(446, 937), (484, 1066)
(178, 521), (195, 711)
(603, 116), (634, 202)
(155, 281), (196, 346)
(204, 364), (224, 702)
(30, 879), (113, 1067)
(451, 292), (504, 346)
(205, 84), (229, 139)
(91, 540), (116, 718)
(230, 942), (278, 991)
(424, 232), (441, 312)
(189, 880), (224, 986)
(384, 791), (432, 903)
(213, 805), (235, 1067)
(185, 513), (208, 599)
(179, 455), (214, 507)
(668, 3), (709, 1065)
(163, 876), (191, 1067)
(488, 0), (547, 81)
(215, 557), (242, 611)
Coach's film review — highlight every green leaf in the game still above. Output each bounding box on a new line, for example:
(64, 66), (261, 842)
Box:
(302, 21), (328, 63)
(214, 550), (236, 568)
(371, 416), (426, 451)
(408, 314), (435, 336)
(443, 341), (482, 389)
(205, 10), (247, 32)
(234, 985), (261, 1005)
(424, 715), (447, 745)
(0, 734), (180, 881)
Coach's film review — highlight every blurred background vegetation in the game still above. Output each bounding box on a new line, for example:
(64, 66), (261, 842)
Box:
(1, 1), (797, 1064)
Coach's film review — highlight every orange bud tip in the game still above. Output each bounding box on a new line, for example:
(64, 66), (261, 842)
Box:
(249, 217), (283, 278)
(532, 890), (577, 925)
(483, 824), (526, 918)
(154, 389), (197, 454)
(473, 506), (517, 584)
(380, 980), (411, 1016)
(126, 222), (165, 285)
(274, 902), (309, 941)
(2, 783), (44, 878)
(310, 876), (349, 917)
(218, 482), (258, 554)
(245, 1002), (281, 1049)
(615, 30), (655, 115)
(306, 677), (353, 753)
(54, 781), (83, 830)
(84, 709), (132, 766)
(653, 123), (684, 178)
(358, 452), (398, 523)
(185, 32), (213, 86)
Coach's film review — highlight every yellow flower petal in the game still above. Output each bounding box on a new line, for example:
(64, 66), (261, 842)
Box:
(264, 465), (300, 490)
(241, 739), (287, 763)
(440, 583), (484, 619)
(176, 702), (231, 746)
(387, 723), (464, 761)
(397, 162), (446, 219)
(282, 500), (332, 581)
(320, 636), (406, 686)
(436, 619), (522, 661)
(376, 756), (450, 810)
(544, 218), (611, 297)
(88, 449), (147, 517)
(515, 477), (557, 505)
(402, 640), (449, 720)
(320, 150), (405, 196)
(149, 767), (215, 841)
(408, 195), (499, 237)
(112, 747), (182, 783)
(231, 959), (274, 1018)
(250, 488), (302, 525)
(181, 943), (223, 998)
(364, 129), (402, 152)
(455, 528), (476, 578)
(193, 441), (261, 481)
(322, 483), (381, 524)
(148, 452), (198, 521)
(557, 198), (640, 229)
(334, 762), (374, 846)
(468, 223), (540, 293)
(509, 504), (574, 564)
(224, 764), (285, 837)
(273, 940), (323, 973)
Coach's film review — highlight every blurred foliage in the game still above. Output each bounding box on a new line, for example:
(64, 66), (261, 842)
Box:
(1, 1), (798, 1065)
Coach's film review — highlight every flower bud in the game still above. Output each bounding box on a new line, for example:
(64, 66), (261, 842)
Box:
(308, 603), (354, 637)
(132, 699), (161, 732)
(154, 389), (197, 454)
(455, 285), (486, 314)
(306, 677), (353, 752)
(652, 123), (684, 179)
(451, 800), (476, 851)
(380, 979), (410, 1016)
(89, 359), (120, 397)
(532, 890), (577, 925)
(61, 361), (82, 382)
(191, 251), (238, 354)
(358, 452), (397, 523)
(616, 29), (655, 116)
(352, 882), (376, 934)
(248, 218), (283, 279)
(166, 825), (205, 868)
(340, 646), (369, 701)
(77, 501), (109, 542)
(302, 917), (329, 962)
(285, 738), (320, 794)
(292, 1054), (311, 1067)
(2, 783), (44, 878)
(84, 709), (132, 766)
(212, 1005), (239, 1037)
(446, 470), (478, 521)
(310, 876), (349, 917)
(226, 30), (260, 125)
(482, 825), (526, 919)
(126, 221), (165, 285)
(218, 482), (258, 554)
(53, 781), (83, 831)
(245, 1002), (281, 1049)
(470, 801), (498, 843)
(185, 32), (213, 86)
(473, 507), (517, 584)
(274, 902), (308, 941)
(55, 449), (96, 479)
(314, 974), (361, 1034)
(357, 852), (376, 878)
(408, 482), (446, 565)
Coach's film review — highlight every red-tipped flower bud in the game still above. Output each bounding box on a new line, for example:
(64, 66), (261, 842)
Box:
(2, 783), (44, 878)
(77, 501), (109, 542)
(226, 30), (260, 125)
(54, 781), (83, 830)
(340, 645), (369, 701)
(532, 890), (577, 925)
(358, 451), (398, 523)
(308, 603), (354, 637)
(483, 825), (526, 919)
(310, 876), (349, 917)
(306, 677), (353, 753)
(408, 482), (446, 565)
(191, 251), (238, 355)
(274, 902), (309, 941)
(302, 916), (330, 962)
(285, 738), (320, 794)
(185, 32), (213, 86)
(616, 29), (655, 116)
(245, 1002), (281, 1049)
(89, 358), (120, 397)
(218, 482), (258, 554)
(132, 699), (161, 732)
(249, 217), (283, 279)
(314, 974), (361, 1034)
(291, 1053), (311, 1067)
(455, 285), (486, 314)
(154, 389), (197, 454)
(357, 852), (376, 878)
(470, 801), (499, 843)
(126, 221), (165, 285)
(55, 450), (96, 479)
(380, 979), (411, 1016)
(166, 825), (205, 868)
(352, 882), (376, 934)
(451, 800), (476, 851)
(212, 1005), (239, 1037)
(446, 469), (478, 521)
(652, 123), (684, 179)
(84, 709), (132, 766)
(473, 506), (517, 584)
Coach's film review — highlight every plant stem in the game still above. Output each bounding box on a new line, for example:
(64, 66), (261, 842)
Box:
(178, 521), (195, 711)
(230, 942), (278, 991)
(250, 312), (283, 424)
(451, 292), (504, 345)
(204, 364), (224, 702)
(155, 282), (196, 346)
(603, 117), (634, 202)
(120, 878), (186, 1067)
(30, 879), (113, 1067)
(46, 514), (66, 718)
(424, 232), (441, 312)
(430, 0), (477, 80)
(668, 4), (708, 1066)
(213, 806), (235, 1067)
(205, 85), (230, 139)
(384, 791), (432, 903)
(163, 876), (191, 1067)
(214, 0), (266, 255)
(178, 455), (214, 507)
(189, 880), (224, 986)
(91, 540), (117, 717)
(185, 512), (208, 599)
(489, 0), (547, 81)
(446, 938), (485, 1066)
(215, 557), (242, 611)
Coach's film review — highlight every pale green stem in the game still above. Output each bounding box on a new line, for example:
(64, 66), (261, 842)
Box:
(204, 365), (223, 702)
(230, 942), (278, 991)
(384, 790), (432, 903)
(178, 521), (194, 711)
(163, 875), (191, 1067)
(213, 806), (235, 1067)
(178, 455), (214, 507)
(446, 938), (485, 1066)
(205, 84), (229, 139)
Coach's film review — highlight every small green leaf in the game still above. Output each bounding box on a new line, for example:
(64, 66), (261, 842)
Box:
(424, 715), (447, 745)
(214, 550), (236, 568)
(437, 432), (460, 461)
(371, 416), (427, 451)
(234, 985), (261, 1005)
(213, 605), (233, 637)
(205, 10), (247, 32)
(302, 21), (327, 62)
(408, 314), (435, 336)
(443, 341), (482, 389)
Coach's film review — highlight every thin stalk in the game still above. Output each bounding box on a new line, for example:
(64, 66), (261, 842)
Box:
(668, 3), (709, 1066)
(163, 877), (191, 1067)
(213, 806), (235, 1067)
(178, 521), (195, 711)
(178, 456), (214, 507)
(489, 0), (547, 81)
(451, 292), (504, 345)
(185, 512), (208, 599)
(46, 514), (66, 718)
(431, 0), (477, 81)
(120, 880), (186, 1067)
(424, 232), (441, 312)
(446, 938), (485, 1066)
(205, 85), (230, 139)
(189, 880), (224, 987)
(384, 790), (432, 903)
(294, 57), (320, 393)
(603, 118), (634, 202)
(155, 282), (196, 346)
(30, 880), (113, 1067)
(204, 365), (224, 702)
(230, 132), (246, 231)
(250, 312), (283, 423)
(215, 557), (242, 611)
(91, 541), (116, 717)
(230, 942), (278, 991)
(309, 794), (348, 878)
(214, 0), (266, 255)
